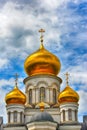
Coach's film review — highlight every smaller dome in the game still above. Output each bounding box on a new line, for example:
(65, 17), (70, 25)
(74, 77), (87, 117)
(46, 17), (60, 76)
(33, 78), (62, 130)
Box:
(5, 86), (26, 105)
(58, 86), (79, 104)
(30, 111), (54, 122)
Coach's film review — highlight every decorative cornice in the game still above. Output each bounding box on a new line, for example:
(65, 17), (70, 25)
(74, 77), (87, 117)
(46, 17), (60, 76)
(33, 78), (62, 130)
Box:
(23, 74), (62, 84)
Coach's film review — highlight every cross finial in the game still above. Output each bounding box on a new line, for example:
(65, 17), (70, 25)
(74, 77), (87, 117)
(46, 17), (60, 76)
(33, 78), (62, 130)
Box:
(39, 29), (45, 44)
(39, 102), (45, 112)
(14, 73), (19, 86)
(65, 72), (69, 86)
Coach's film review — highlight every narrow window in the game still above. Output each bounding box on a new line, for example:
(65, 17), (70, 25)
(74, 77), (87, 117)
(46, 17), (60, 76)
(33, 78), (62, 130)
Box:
(40, 87), (45, 102)
(68, 109), (72, 120)
(63, 110), (65, 121)
(75, 110), (77, 121)
(14, 111), (17, 122)
(29, 89), (32, 104)
(8, 112), (11, 123)
(20, 112), (23, 123)
(53, 88), (56, 104)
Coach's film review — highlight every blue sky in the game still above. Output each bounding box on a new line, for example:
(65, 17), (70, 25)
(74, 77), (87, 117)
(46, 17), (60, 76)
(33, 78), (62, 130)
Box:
(0, 0), (87, 123)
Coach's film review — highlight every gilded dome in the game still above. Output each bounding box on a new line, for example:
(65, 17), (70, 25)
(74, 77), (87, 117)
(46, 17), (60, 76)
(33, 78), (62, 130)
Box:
(58, 86), (79, 104)
(5, 86), (26, 105)
(24, 44), (61, 76)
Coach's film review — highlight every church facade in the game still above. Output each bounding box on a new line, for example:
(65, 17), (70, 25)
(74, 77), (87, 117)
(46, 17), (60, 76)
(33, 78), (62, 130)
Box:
(0, 29), (86, 130)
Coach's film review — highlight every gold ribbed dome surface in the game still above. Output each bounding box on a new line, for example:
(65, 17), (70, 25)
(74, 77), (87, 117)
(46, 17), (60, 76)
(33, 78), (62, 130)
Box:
(24, 44), (61, 76)
(58, 86), (79, 104)
(5, 86), (26, 105)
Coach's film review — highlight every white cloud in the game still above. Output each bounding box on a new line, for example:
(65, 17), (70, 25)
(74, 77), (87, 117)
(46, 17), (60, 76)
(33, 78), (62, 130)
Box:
(0, 58), (9, 69)
(40, 0), (70, 10)
(78, 90), (87, 114)
(0, 2), (25, 38)
(0, 77), (24, 88)
(0, 0), (85, 61)
(60, 55), (87, 89)
(0, 88), (7, 123)
(0, 78), (14, 87)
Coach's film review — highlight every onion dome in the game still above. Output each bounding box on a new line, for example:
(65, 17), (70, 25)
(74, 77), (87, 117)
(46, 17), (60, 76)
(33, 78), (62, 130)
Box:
(24, 29), (61, 76)
(5, 86), (26, 105)
(58, 72), (79, 104)
(58, 86), (79, 104)
(30, 111), (54, 123)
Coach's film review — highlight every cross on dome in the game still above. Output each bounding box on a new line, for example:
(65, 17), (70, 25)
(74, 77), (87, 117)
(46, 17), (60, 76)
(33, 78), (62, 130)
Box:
(39, 102), (45, 112)
(65, 72), (69, 86)
(39, 29), (45, 44)
(14, 73), (19, 86)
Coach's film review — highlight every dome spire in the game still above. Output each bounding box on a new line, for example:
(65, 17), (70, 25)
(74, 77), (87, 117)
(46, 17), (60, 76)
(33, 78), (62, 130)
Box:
(5, 74), (26, 105)
(39, 102), (45, 112)
(58, 72), (79, 104)
(14, 73), (19, 87)
(39, 28), (45, 48)
(65, 72), (69, 86)
(24, 29), (61, 76)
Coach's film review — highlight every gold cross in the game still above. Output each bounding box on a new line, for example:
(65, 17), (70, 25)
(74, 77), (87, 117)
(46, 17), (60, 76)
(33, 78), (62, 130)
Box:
(65, 72), (69, 86)
(14, 73), (19, 86)
(39, 29), (45, 43)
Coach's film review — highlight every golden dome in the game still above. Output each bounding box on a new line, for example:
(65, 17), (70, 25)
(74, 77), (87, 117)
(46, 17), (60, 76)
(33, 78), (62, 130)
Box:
(5, 86), (26, 105)
(58, 85), (79, 104)
(24, 43), (61, 76)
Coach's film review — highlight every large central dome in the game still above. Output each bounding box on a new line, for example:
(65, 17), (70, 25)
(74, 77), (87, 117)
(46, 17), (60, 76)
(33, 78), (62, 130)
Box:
(24, 43), (61, 76)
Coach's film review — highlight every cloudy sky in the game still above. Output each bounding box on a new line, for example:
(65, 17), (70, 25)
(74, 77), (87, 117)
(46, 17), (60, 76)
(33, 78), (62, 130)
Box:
(0, 0), (87, 123)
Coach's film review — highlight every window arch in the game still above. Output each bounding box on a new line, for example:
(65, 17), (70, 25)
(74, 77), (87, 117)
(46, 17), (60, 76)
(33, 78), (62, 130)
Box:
(8, 112), (11, 123)
(14, 111), (17, 122)
(62, 110), (65, 121)
(53, 88), (56, 104)
(68, 109), (72, 120)
(75, 110), (77, 121)
(40, 87), (45, 102)
(29, 89), (32, 104)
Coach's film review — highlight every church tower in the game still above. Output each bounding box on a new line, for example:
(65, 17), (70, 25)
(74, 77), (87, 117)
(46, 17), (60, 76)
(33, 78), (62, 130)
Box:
(23, 29), (62, 123)
(3, 29), (81, 130)
(5, 74), (26, 125)
(58, 72), (79, 124)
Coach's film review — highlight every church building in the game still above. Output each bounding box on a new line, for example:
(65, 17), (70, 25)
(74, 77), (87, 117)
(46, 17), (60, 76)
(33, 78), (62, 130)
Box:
(0, 29), (86, 130)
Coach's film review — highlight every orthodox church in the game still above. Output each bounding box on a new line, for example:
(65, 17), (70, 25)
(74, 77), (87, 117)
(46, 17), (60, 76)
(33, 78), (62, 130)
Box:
(0, 29), (86, 130)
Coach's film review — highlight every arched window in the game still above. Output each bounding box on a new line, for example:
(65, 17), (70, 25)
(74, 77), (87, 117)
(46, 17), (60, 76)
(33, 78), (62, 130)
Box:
(20, 112), (23, 123)
(40, 87), (45, 102)
(53, 88), (56, 104)
(75, 110), (77, 121)
(29, 89), (32, 104)
(68, 109), (72, 120)
(8, 112), (11, 123)
(14, 111), (17, 122)
(62, 110), (65, 121)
